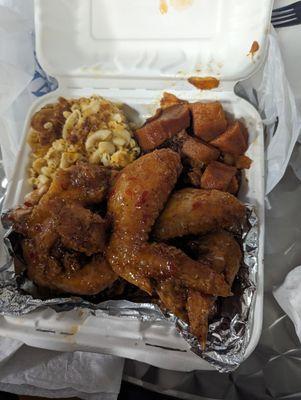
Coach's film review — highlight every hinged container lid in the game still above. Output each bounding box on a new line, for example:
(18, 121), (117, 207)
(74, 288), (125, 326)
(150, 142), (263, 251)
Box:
(35, 0), (273, 88)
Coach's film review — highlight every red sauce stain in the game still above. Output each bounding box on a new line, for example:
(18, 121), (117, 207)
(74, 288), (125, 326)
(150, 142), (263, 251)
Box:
(248, 41), (260, 58)
(135, 191), (149, 208)
(188, 76), (220, 90)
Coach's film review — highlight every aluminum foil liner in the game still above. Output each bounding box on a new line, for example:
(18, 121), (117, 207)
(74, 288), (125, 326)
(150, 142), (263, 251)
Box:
(175, 206), (258, 372)
(0, 204), (258, 373)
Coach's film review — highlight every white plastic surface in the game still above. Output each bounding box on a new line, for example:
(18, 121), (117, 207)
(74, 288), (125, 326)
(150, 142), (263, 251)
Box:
(0, 87), (264, 371)
(35, 0), (273, 87)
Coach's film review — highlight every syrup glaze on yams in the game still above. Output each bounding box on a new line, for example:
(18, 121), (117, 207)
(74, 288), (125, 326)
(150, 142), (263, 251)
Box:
(7, 93), (253, 349)
(135, 92), (252, 196)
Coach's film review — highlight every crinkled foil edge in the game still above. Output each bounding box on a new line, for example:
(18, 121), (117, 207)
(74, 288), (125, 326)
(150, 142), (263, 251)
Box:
(0, 205), (258, 373)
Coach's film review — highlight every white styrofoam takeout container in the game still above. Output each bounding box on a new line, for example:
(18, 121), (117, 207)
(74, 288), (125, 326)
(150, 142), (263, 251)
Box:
(0, 0), (272, 371)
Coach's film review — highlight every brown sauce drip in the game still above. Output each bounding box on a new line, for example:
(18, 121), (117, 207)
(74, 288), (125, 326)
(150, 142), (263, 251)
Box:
(188, 76), (220, 90)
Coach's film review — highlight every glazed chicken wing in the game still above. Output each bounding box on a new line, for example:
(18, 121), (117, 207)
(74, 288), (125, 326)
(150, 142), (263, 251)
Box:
(155, 231), (242, 347)
(186, 231), (242, 347)
(56, 203), (107, 256)
(192, 230), (242, 286)
(107, 149), (231, 297)
(107, 149), (182, 292)
(138, 242), (231, 296)
(23, 235), (116, 295)
(17, 162), (111, 234)
(153, 188), (246, 240)
(186, 290), (215, 349)
(156, 279), (188, 321)
(11, 162), (117, 294)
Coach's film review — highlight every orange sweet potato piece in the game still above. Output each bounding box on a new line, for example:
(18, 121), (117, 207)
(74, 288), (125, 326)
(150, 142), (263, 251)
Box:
(200, 161), (237, 192)
(182, 137), (220, 166)
(223, 153), (235, 166)
(210, 121), (248, 155)
(135, 104), (190, 151)
(228, 176), (239, 195)
(235, 154), (252, 169)
(160, 92), (188, 109)
(190, 102), (227, 142)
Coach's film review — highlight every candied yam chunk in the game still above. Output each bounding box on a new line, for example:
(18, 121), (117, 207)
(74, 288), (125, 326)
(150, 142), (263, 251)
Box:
(182, 137), (220, 166)
(135, 104), (190, 151)
(160, 92), (188, 109)
(200, 161), (237, 192)
(228, 176), (239, 195)
(235, 154), (252, 169)
(210, 121), (248, 155)
(223, 153), (235, 166)
(190, 102), (227, 142)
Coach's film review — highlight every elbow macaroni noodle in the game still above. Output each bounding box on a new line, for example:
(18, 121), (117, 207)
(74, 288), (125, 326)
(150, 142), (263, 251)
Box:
(28, 95), (140, 189)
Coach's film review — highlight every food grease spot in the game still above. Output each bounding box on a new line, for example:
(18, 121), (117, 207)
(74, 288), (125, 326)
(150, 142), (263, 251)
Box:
(159, 0), (168, 14)
(170, 0), (193, 11)
(248, 41), (260, 59)
(160, 0), (193, 14)
(188, 76), (220, 90)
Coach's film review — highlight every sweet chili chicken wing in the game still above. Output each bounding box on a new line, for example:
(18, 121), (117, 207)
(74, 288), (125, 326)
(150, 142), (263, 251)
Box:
(153, 188), (246, 240)
(23, 235), (116, 295)
(186, 290), (215, 349)
(106, 149), (231, 297)
(192, 230), (242, 286)
(11, 162), (117, 295)
(141, 242), (230, 296)
(190, 102), (227, 141)
(107, 149), (182, 292)
(156, 231), (242, 348)
(186, 231), (242, 347)
(56, 203), (107, 256)
(23, 162), (110, 230)
(156, 279), (188, 321)
(46, 162), (110, 204)
(135, 104), (190, 151)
